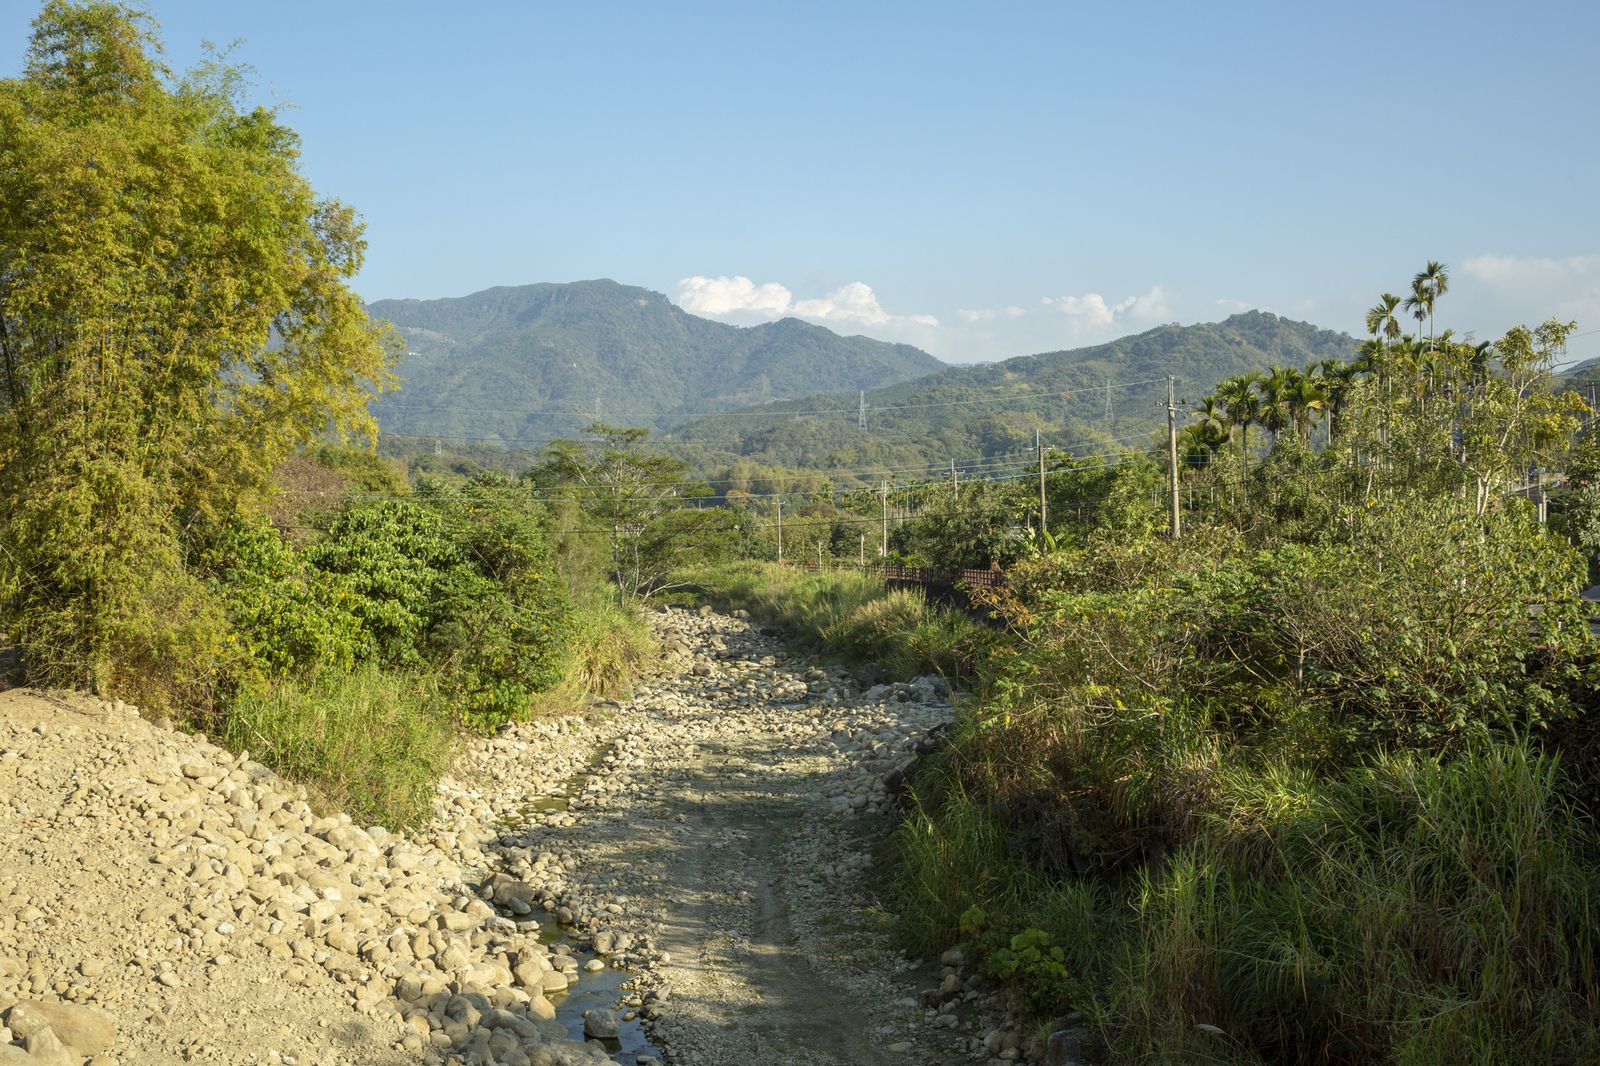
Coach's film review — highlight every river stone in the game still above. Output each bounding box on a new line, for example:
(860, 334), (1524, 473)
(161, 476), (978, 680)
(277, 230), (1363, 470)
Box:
(23, 1026), (77, 1066)
(6, 1000), (117, 1054)
(525, 993), (556, 1022)
(1044, 1028), (1083, 1066)
(583, 1010), (620, 1040)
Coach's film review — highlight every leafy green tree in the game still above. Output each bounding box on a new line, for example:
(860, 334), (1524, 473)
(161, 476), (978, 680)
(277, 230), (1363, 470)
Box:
(529, 422), (713, 601)
(1460, 319), (1585, 515)
(200, 518), (365, 681)
(0, 2), (396, 701)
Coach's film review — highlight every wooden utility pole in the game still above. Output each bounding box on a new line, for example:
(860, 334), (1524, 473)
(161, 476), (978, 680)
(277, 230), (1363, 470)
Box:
(1166, 376), (1182, 538)
(1036, 429), (1048, 532)
(776, 495), (784, 562)
(880, 483), (889, 558)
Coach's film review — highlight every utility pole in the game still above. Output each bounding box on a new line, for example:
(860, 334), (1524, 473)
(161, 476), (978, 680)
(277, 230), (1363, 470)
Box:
(1036, 429), (1048, 532)
(880, 483), (889, 558)
(858, 390), (867, 431)
(1105, 377), (1113, 436)
(1166, 376), (1182, 539)
(951, 459), (959, 501)
(817, 541), (823, 570)
(859, 531), (865, 566)
(776, 495), (784, 563)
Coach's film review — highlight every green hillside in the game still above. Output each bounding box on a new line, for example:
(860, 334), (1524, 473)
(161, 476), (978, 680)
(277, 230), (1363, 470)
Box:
(665, 310), (1358, 483)
(367, 280), (945, 446)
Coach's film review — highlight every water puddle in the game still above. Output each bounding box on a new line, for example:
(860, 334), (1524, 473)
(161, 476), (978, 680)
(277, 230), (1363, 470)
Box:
(550, 960), (658, 1064)
(493, 739), (664, 1063)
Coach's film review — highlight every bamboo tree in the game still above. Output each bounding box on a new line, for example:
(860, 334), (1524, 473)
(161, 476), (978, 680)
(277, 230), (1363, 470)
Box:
(0, 2), (397, 699)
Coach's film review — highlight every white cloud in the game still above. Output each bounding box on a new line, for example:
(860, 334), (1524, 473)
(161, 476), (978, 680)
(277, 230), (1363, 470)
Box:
(794, 281), (939, 328)
(675, 275), (938, 330)
(1042, 285), (1171, 328)
(675, 275), (793, 319)
(1215, 298), (1254, 312)
(1457, 254), (1600, 338)
(957, 305), (1027, 323)
(1123, 284), (1172, 320)
(1462, 254), (1597, 288)
(1041, 292), (1117, 326)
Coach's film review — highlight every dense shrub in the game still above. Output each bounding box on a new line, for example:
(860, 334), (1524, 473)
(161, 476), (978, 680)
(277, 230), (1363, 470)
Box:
(305, 500), (454, 665)
(420, 477), (572, 728)
(202, 519), (365, 680)
(1005, 496), (1591, 758)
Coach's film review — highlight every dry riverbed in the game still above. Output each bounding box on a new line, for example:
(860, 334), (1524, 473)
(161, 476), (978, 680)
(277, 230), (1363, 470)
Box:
(0, 606), (1052, 1066)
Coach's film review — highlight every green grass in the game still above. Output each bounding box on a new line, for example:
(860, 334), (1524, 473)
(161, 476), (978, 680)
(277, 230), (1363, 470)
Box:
(680, 561), (990, 682)
(222, 664), (455, 829)
(532, 585), (659, 709)
(899, 734), (1600, 1064)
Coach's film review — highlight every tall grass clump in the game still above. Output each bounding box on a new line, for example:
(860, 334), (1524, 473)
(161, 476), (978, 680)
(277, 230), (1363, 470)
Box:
(895, 773), (1030, 951)
(1116, 740), (1600, 1064)
(531, 586), (658, 709)
(222, 665), (453, 829)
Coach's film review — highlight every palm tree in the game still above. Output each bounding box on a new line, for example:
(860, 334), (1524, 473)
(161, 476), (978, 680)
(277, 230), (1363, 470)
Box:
(1290, 366), (1329, 439)
(1421, 260), (1448, 346)
(1258, 365), (1295, 439)
(1179, 422), (1224, 465)
(1404, 278), (1431, 348)
(1365, 293), (1404, 345)
(1217, 372), (1263, 477)
(1318, 358), (1360, 443)
(1192, 395), (1230, 446)
(1351, 339), (1381, 377)
(1364, 294), (1404, 403)
(1408, 261), (1450, 351)
(1469, 340), (1494, 390)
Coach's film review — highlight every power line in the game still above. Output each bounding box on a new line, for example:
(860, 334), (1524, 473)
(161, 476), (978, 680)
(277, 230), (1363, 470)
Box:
(371, 375), (1170, 425)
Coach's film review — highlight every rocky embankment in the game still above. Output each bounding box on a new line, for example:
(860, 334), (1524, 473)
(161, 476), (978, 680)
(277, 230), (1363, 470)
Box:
(0, 606), (1066, 1066)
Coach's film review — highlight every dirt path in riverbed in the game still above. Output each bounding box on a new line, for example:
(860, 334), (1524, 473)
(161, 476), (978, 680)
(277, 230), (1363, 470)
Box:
(455, 607), (988, 1066)
(0, 607), (1011, 1066)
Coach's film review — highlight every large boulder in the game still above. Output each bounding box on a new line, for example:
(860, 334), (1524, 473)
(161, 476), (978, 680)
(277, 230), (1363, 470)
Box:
(5, 1000), (117, 1055)
(582, 1009), (619, 1040)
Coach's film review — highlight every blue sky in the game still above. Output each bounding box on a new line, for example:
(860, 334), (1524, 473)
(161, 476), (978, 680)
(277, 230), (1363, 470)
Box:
(5, 1), (1598, 364)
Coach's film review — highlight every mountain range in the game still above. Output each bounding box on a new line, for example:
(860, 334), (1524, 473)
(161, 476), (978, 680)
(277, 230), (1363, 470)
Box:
(663, 311), (1359, 481)
(366, 281), (1359, 482)
(367, 280), (944, 447)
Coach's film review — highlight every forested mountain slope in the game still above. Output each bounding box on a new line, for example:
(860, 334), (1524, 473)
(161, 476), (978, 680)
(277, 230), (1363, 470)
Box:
(665, 311), (1357, 479)
(367, 280), (944, 446)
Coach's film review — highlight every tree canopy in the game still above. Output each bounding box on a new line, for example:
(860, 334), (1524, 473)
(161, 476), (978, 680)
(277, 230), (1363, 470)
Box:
(0, 1), (397, 698)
